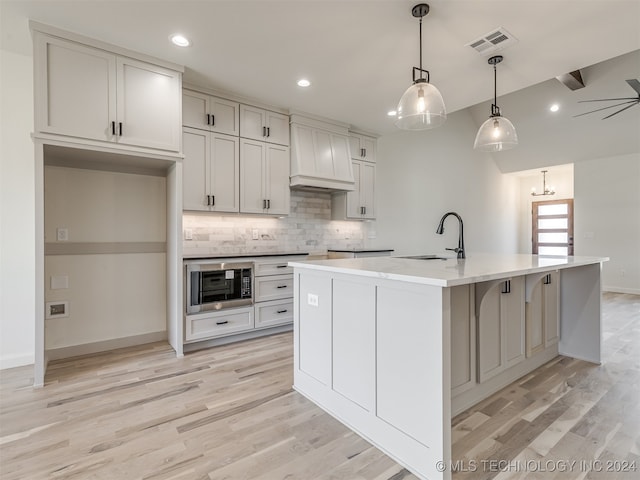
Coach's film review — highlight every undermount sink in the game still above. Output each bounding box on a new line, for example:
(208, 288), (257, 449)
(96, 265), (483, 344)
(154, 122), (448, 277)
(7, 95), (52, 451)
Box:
(399, 255), (449, 260)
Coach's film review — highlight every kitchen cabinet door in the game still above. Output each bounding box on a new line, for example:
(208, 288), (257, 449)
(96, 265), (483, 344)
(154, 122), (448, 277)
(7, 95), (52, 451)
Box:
(450, 285), (475, 396)
(182, 128), (210, 211)
(240, 139), (266, 214)
(332, 160), (375, 220)
(183, 129), (239, 212)
(544, 272), (560, 347)
(35, 34), (116, 142)
(349, 133), (377, 162)
(240, 105), (289, 146)
(240, 139), (289, 215)
(116, 57), (181, 151)
(265, 144), (291, 215)
(209, 133), (240, 212)
(477, 277), (525, 383)
(183, 90), (239, 136)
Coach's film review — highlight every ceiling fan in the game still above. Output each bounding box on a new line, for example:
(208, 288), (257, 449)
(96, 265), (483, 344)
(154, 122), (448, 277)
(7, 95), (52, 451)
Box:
(574, 79), (640, 119)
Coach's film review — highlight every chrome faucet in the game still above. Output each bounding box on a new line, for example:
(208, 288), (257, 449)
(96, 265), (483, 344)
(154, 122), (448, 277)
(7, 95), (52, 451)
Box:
(436, 212), (465, 259)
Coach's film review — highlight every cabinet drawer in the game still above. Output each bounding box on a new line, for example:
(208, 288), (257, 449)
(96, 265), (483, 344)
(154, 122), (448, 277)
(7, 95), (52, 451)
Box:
(255, 299), (293, 329)
(185, 308), (254, 342)
(255, 274), (293, 302)
(254, 261), (298, 276)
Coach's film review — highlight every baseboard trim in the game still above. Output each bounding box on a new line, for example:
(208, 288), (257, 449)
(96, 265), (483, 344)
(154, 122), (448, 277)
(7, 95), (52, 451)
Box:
(0, 352), (36, 371)
(46, 331), (167, 361)
(603, 286), (640, 295)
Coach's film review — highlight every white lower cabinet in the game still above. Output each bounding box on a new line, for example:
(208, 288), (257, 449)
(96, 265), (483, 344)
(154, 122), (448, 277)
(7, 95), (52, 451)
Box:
(526, 271), (560, 357)
(185, 307), (254, 342)
(450, 285), (476, 396)
(255, 299), (293, 329)
(255, 274), (294, 302)
(476, 276), (525, 383)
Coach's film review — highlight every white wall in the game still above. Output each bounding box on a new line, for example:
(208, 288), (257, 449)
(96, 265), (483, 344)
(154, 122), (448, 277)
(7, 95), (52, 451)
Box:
(372, 110), (520, 255)
(44, 166), (167, 351)
(516, 166), (574, 254)
(0, 49), (35, 369)
(574, 153), (640, 294)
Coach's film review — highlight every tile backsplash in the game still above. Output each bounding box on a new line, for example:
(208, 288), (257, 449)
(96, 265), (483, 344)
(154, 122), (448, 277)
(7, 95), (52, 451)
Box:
(183, 191), (369, 256)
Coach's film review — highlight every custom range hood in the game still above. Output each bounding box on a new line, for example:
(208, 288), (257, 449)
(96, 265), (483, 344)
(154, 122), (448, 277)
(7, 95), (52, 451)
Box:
(289, 113), (355, 192)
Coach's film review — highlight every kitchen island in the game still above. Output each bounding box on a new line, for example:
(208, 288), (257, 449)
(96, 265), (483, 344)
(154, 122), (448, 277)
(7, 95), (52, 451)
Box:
(289, 253), (607, 480)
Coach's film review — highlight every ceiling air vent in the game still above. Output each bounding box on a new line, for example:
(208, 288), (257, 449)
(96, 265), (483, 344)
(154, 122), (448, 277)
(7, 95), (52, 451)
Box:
(466, 27), (518, 55)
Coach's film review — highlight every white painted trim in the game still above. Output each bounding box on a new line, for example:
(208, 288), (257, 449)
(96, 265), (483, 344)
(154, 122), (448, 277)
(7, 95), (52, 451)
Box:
(603, 286), (640, 295)
(34, 141), (45, 387)
(29, 22), (184, 72)
(46, 331), (167, 361)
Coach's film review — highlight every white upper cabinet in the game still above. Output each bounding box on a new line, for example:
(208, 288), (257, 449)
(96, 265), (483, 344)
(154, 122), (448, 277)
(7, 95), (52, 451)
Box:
(332, 160), (375, 220)
(240, 139), (290, 215)
(182, 90), (239, 136)
(349, 133), (377, 162)
(116, 57), (181, 151)
(35, 35), (116, 142)
(34, 30), (182, 152)
(240, 105), (290, 146)
(183, 127), (239, 213)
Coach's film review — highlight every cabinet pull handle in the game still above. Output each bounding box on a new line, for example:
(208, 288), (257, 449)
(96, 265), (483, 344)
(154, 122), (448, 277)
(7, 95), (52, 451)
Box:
(502, 280), (511, 294)
(211, 114), (215, 126)
(206, 195), (210, 206)
(263, 126), (266, 137)
(276, 285), (288, 289)
(211, 195), (215, 206)
(216, 320), (229, 325)
(276, 265), (287, 269)
(267, 199), (271, 209)
(111, 121), (116, 135)
(263, 199), (267, 209)
(544, 274), (552, 285)
(206, 114), (210, 125)
(118, 122), (123, 136)
(276, 309), (288, 314)
(267, 127), (270, 137)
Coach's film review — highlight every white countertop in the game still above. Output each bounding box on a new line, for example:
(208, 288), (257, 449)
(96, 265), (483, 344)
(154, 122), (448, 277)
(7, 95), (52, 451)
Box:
(289, 253), (609, 287)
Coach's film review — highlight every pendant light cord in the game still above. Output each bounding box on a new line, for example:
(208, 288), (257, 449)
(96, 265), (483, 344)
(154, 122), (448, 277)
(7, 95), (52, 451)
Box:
(419, 16), (423, 74)
(493, 63), (497, 107)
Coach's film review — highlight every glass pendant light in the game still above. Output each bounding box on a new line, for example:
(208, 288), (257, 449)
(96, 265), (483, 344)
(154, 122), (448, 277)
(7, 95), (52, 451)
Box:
(395, 4), (446, 130)
(474, 55), (518, 151)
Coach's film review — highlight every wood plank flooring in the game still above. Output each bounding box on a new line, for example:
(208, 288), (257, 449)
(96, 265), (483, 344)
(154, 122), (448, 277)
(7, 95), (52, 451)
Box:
(1, 292), (638, 479)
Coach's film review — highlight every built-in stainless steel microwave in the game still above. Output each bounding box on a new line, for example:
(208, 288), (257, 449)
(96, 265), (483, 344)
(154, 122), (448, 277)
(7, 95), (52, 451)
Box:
(185, 261), (253, 314)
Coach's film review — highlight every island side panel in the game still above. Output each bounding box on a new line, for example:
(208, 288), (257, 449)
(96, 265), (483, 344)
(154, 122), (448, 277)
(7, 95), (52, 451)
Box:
(559, 263), (602, 363)
(293, 267), (451, 480)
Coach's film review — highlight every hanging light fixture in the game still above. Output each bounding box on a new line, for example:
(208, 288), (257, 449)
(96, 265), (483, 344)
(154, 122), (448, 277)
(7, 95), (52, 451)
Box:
(531, 170), (555, 196)
(395, 3), (446, 130)
(474, 55), (518, 151)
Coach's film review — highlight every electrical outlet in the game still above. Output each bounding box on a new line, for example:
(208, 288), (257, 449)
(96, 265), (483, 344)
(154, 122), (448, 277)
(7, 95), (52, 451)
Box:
(252, 229), (259, 240)
(46, 301), (69, 319)
(56, 228), (68, 241)
(184, 228), (193, 240)
(307, 293), (319, 307)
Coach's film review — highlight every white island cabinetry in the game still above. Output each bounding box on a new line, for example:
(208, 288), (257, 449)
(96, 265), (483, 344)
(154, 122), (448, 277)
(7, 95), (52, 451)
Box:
(290, 253), (606, 480)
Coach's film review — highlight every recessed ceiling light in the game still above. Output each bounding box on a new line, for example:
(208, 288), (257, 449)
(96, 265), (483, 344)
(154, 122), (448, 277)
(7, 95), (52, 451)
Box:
(297, 79), (311, 87)
(387, 110), (397, 116)
(170, 34), (190, 47)
(550, 103), (560, 112)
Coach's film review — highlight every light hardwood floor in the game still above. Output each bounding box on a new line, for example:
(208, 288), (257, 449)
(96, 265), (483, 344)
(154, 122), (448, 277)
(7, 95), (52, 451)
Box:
(1, 292), (638, 479)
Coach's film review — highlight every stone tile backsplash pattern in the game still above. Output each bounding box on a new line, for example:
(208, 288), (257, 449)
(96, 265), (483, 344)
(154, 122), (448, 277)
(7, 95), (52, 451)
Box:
(183, 191), (366, 256)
